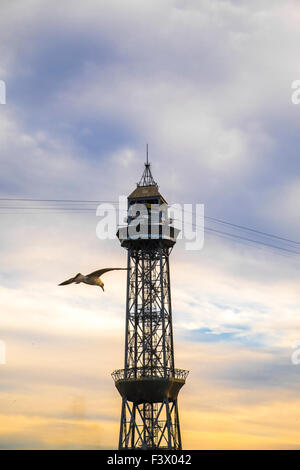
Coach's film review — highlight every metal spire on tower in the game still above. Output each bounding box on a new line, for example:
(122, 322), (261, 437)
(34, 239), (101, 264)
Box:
(138, 144), (157, 187)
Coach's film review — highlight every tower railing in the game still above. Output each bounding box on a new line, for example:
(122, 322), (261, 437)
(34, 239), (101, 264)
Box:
(112, 367), (189, 382)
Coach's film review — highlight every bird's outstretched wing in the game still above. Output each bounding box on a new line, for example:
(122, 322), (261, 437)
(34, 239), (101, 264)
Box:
(58, 274), (80, 286)
(87, 268), (127, 278)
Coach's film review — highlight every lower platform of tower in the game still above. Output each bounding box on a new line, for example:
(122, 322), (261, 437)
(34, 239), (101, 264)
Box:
(112, 374), (187, 449)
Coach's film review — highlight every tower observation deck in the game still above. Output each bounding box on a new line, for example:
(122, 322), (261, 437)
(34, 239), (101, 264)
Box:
(112, 154), (188, 450)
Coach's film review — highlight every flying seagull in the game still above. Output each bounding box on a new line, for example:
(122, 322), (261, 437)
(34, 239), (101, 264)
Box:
(58, 268), (127, 292)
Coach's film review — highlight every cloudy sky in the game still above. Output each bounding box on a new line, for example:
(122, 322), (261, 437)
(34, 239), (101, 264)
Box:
(1, 0), (300, 449)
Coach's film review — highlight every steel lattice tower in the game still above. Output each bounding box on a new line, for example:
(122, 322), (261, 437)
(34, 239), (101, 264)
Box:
(112, 156), (188, 450)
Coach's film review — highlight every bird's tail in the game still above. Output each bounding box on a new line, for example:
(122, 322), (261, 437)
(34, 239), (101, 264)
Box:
(58, 273), (81, 286)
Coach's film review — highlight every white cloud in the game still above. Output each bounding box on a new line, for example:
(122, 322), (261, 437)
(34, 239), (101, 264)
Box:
(261, 179), (300, 234)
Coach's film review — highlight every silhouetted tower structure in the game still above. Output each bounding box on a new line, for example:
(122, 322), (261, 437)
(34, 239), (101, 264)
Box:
(112, 152), (188, 450)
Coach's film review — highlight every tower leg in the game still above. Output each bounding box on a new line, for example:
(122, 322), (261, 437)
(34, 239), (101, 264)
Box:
(118, 398), (126, 449)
